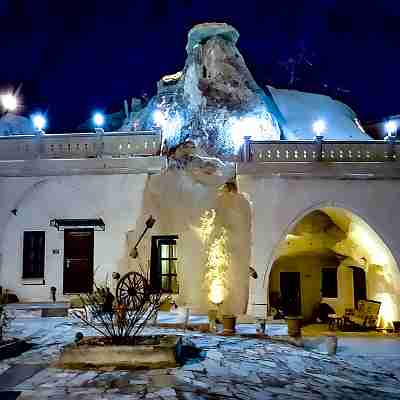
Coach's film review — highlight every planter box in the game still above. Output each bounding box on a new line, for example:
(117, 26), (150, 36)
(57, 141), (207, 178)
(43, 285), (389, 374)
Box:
(57, 335), (182, 370)
(0, 339), (32, 361)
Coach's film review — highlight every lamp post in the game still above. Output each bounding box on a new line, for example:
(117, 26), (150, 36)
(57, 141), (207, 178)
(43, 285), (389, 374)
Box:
(93, 112), (105, 134)
(31, 113), (47, 135)
(312, 119), (326, 138)
(385, 120), (397, 139)
(312, 119), (326, 161)
(384, 120), (397, 160)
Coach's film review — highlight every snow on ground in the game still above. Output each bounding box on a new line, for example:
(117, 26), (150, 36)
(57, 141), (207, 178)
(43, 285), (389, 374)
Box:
(0, 311), (399, 399)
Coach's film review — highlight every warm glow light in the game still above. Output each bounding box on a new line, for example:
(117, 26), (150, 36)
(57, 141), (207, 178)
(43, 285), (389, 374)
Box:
(209, 278), (225, 305)
(1, 93), (18, 112)
(31, 114), (46, 131)
(312, 119), (326, 136)
(385, 120), (397, 136)
(93, 112), (104, 127)
(375, 292), (396, 328)
(350, 224), (389, 266)
(199, 209), (216, 243)
(205, 228), (229, 305)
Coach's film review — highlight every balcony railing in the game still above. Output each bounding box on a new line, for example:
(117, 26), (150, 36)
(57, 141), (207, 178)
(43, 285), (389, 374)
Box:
(0, 131), (161, 161)
(241, 136), (399, 163)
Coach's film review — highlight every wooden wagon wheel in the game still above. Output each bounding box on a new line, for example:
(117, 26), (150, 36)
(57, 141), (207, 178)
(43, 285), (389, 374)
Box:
(115, 272), (149, 310)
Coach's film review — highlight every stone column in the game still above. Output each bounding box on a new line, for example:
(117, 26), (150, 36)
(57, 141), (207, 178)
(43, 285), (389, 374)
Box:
(247, 275), (268, 318)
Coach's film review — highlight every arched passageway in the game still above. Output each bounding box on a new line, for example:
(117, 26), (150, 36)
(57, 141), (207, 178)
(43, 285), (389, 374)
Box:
(267, 207), (400, 328)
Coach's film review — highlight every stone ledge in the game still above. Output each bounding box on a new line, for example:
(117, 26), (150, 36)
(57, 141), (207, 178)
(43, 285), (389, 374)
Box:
(56, 335), (182, 370)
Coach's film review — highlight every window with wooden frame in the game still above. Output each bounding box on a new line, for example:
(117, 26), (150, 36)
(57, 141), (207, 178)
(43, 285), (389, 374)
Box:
(22, 231), (45, 279)
(150, 235), (178, 294)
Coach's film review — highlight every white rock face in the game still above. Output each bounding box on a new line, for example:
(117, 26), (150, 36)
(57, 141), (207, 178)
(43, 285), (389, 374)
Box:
(0, 113), (36, 135)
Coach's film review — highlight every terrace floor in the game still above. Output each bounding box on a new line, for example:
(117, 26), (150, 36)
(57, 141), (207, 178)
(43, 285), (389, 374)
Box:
(0, 309), (400, 399)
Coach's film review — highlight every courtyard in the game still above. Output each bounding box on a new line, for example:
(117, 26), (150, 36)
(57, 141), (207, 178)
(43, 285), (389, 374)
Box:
(0, 309), (399, 400)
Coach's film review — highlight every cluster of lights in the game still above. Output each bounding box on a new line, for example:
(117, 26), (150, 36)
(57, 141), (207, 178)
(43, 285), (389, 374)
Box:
(2, 92), (396, 141)
(0, 92), (108, 134)
(205, 228), (229, 305)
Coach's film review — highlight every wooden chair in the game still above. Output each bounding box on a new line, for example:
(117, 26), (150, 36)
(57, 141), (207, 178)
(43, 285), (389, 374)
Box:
(343, 300), (381, 330)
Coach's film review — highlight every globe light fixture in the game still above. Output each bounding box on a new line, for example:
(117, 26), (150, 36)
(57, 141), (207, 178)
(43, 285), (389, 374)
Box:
(1, 93), (18, 112)
(385, 120), (397, 137)
(93, 112), (105, 128)
(31, 113), (47, 133)
(312, 119), (326, 137)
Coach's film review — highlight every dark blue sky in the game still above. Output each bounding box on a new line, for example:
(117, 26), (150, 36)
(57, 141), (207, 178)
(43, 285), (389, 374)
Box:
(0, 0), (398, 132)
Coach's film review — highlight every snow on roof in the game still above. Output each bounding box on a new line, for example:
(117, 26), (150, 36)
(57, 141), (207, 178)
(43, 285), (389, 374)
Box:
(267, 86), (372, 140)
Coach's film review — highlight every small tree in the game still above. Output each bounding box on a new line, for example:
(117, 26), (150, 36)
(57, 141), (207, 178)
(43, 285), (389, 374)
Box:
(73, 279), (164, 345)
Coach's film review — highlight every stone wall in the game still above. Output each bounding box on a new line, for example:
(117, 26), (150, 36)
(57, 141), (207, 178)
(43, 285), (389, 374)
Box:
(0, 174), (147, 301)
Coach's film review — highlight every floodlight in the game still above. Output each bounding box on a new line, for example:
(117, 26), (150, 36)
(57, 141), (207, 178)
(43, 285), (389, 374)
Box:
(31, 113), (46, 132)
(385, 120), (397, 136)
(1, 93), (18, 112)
(93, 112), (104, 127)
(312, 119), (326, 136)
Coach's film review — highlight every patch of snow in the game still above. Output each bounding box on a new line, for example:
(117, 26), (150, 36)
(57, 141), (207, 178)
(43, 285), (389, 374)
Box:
(0, 113), (36, 135)
(268, 86), (372, 140)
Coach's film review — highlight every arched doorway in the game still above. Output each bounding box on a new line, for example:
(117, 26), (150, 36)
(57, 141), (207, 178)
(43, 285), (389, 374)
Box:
(267, 207), (400, 328)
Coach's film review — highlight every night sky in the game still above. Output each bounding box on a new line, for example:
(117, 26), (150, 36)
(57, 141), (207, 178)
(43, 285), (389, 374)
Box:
(0, 0), (398, 132)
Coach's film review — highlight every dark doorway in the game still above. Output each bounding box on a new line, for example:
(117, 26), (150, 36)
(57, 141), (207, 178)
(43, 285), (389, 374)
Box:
(280, 272), (301, 316)
(63, 229), (94, 294)
(352, 267), (367, 309)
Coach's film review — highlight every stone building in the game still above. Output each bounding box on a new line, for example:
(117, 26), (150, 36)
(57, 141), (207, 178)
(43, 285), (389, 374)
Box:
(0, 23), (399, 328)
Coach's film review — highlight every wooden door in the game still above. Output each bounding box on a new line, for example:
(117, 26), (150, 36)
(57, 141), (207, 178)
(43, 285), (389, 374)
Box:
(280, 272), (301, 316)
(63, 229), (94, 294)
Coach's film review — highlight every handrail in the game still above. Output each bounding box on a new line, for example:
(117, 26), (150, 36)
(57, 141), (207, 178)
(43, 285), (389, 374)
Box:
(243, 136), (399, 163)
(0, 131), (161, 160)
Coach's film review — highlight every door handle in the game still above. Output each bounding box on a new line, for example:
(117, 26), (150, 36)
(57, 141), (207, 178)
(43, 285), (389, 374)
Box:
(66, 259), (71, 269)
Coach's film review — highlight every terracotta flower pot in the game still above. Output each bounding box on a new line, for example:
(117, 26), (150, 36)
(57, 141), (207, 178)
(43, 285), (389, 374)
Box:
(222, 315), (236, 334)
(286, 316), (303, 337)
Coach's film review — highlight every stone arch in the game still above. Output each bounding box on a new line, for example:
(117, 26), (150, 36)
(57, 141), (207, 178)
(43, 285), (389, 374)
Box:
(264, 201), (400, 326)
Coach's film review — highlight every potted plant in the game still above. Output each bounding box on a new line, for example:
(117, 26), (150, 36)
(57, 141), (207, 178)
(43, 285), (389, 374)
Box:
(285, 303), (303, 337)
(222, 314), (237, 334)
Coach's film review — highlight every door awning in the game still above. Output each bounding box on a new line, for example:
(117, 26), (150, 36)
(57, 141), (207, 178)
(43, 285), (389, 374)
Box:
(50, 218), (105, 231)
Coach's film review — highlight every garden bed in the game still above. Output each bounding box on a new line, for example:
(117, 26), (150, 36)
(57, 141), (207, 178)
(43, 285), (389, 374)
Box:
(57, 335), (182, 370)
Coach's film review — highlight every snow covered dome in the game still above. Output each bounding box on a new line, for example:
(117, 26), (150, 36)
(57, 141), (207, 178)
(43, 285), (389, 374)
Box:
(0, 113), (36, 136)
(268, 87), (371, 140)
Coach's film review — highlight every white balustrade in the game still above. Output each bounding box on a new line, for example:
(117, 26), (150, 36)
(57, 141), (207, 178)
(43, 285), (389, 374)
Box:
(0, 131), (161, 161)
(248, 140), (398, 162)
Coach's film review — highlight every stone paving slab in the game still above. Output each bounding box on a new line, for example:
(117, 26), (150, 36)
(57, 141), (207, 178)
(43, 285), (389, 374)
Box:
(0, 314), (400, 399)
(0, 364), (46, 390)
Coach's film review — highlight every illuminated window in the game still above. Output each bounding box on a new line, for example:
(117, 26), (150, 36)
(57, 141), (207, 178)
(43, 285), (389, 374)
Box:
(321, 267), (337, 298)
(150, 235), (178, 294)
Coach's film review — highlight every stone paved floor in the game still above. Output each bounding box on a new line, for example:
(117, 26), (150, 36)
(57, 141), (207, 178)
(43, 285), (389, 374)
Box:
(1, 312), (400, 399)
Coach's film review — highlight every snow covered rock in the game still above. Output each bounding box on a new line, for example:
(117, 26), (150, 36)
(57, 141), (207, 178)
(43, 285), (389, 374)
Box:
(0, 113), (36, 135)
(268, 87), (371, 140)
(123, 22), (371, 156)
